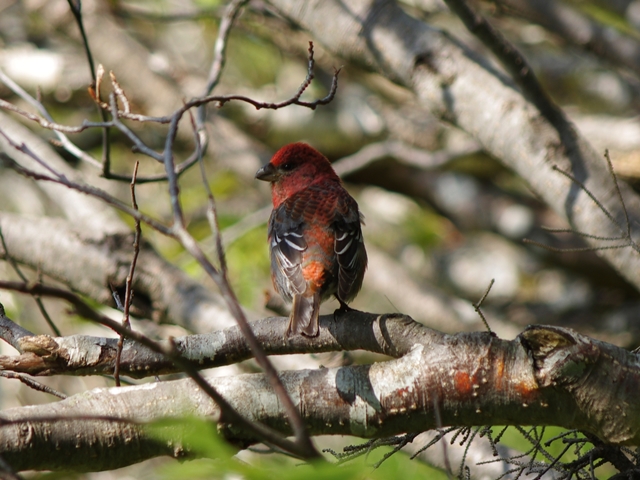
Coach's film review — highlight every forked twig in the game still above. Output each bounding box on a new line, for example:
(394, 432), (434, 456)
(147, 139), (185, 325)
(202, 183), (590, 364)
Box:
(472, 278), (494, 334)
(523, 151), (640, 256)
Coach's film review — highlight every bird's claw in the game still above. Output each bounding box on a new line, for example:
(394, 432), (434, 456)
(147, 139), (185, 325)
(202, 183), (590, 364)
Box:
(333, 300), (357, 321)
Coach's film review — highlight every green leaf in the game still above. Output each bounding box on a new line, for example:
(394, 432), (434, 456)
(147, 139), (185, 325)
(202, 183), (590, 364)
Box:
(146, 416), (237, 460)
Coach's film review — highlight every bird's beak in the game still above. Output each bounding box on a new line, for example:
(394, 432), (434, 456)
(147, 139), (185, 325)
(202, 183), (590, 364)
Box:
(255, 163), (278, 182)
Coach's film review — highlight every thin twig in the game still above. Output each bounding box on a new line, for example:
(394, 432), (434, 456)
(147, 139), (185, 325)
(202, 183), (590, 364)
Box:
(605, 149), (631, 239)
(65, 0), (112, 175)
(197, 0), (249, 126)
(0, 228), (61, 336)
(472, 279), (494, 334)
(553, 165), (628, 240)
(540, 227), (626, 241)
(193, 117), (228, 274)
(0, 147), (172, 237)
(0, 43), (339, 187)
(0, 371), (67, 399)
(523, 238), (629, 253)
(523, 156), (640, 256)
(114, 162), (141, 387)
(0, 68), (102, 168)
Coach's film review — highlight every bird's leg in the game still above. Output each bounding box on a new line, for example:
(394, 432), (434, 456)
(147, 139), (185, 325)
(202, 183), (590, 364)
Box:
(334, 297), (357, 321)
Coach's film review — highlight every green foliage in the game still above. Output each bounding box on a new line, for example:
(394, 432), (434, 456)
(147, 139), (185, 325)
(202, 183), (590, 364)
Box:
(402, 207), (449, 252)
(226, 34), (283, 88)
(147, 417), (448, 479)
(579, 3), (640, 40)
(367, 447), (449, 480)
(147, 416), (237, 461)
(225, 226), (271, 306)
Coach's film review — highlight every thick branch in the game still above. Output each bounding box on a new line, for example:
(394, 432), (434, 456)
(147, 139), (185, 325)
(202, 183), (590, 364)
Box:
(1, 323), (639, 471)
(497, 0), (640, 78)
(0, 313), (419, 377)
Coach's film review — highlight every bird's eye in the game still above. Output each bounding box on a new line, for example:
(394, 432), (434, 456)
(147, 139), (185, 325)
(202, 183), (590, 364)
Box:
(280, 162), (296, 171)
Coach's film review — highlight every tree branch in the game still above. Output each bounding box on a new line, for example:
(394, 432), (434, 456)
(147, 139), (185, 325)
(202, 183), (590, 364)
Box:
(1, 322), (638, 471)
(0, 308), (418, 377)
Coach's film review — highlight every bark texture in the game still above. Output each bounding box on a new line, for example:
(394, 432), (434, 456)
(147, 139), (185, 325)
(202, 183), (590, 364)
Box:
(1, 321), (639, 471)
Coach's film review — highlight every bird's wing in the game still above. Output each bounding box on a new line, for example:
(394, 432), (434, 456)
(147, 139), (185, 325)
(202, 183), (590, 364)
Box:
(269, 196), (324, 337)
(333, 195), (368, 303)
(268, 202), (308, 300)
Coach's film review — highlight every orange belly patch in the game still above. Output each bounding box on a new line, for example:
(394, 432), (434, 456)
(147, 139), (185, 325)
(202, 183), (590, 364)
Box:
(302, 261), (326, 291)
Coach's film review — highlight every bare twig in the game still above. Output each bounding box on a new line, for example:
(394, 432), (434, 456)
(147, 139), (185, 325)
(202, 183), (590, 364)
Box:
(202, 43), (341, 111)
(197, 0), (249, 125)
(472, 279), (494, 335)
(0, 42), (338, 187)
(0, 147), (172, 237)
(114, 162), (141, 387)
(194, 120), (227, 274)
(0, 69), (102, 168)
(0, 371), (67, 399)
(0, 228), (61, 336)
(523, 156), (640, 255)
(65, 0), (112, 175)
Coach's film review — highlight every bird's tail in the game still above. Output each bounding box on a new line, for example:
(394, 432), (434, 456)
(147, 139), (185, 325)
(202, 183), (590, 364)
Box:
(286, 292), (320, 337)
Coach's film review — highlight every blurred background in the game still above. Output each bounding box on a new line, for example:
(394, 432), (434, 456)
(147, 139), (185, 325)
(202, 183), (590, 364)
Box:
(1, 0), (640, 477)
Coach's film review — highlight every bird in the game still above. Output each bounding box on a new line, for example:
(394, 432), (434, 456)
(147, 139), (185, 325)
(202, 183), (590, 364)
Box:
(255, 142), (368, 337)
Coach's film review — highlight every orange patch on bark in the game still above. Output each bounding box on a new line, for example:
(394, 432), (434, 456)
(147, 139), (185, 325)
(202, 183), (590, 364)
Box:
(454, 371), (473, 394)
(493, 357), (505, 391)
(515, 379), (538, 397)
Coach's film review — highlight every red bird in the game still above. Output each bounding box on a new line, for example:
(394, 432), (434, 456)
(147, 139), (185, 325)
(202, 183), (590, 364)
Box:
(256, 143), (367, 337)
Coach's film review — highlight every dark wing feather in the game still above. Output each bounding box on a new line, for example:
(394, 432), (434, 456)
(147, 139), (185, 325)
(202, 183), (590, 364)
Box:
(268, 204), (307, 300)
(333, 196), (367, 303)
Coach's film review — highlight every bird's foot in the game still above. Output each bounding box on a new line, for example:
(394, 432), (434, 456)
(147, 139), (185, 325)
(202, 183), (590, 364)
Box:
(333, 299), (357, 321)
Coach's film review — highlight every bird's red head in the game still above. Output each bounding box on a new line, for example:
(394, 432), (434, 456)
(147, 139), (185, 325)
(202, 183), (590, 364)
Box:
(255, 143), (341, 207)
